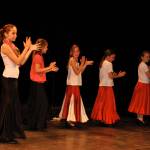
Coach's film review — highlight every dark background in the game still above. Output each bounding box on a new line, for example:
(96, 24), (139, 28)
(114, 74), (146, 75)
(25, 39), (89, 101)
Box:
(0, 4), (150, 119)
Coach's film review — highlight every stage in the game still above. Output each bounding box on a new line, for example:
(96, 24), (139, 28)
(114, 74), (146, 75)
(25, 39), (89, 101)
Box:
(0, 119), (150, 150)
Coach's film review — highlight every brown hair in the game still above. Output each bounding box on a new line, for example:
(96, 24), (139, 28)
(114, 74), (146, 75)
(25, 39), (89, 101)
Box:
(67, 44), (80, 68)
(32, 38), (48, 57)
(99, 49), (115, 68)
(0, 24), (16, 46)
(69, 44), (80, 57)
(139, 50), (150, 62)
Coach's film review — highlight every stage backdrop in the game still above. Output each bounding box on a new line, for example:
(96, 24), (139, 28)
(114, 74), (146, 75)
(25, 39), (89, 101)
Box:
(0, 13), (149, 118)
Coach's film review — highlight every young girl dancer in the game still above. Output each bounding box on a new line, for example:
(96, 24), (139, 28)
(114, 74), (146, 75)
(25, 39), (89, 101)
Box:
(128, 51), (150, 125)
(0, 24), (39, 144)
(27, 38), (58, 131)
(91, 49), (126, 126)
(59, 44), (93, 128)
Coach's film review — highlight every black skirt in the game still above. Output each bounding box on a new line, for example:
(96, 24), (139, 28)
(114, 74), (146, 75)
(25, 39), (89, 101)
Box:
(0, 77), (26, 141)
(27, 81), (48, 130)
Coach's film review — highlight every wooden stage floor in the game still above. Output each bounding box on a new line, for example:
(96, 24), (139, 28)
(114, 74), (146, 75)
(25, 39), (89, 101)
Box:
(0, 119), (150, 150)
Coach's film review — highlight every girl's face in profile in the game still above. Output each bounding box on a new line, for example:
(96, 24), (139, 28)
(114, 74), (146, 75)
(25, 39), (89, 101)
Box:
(42, 44), (48, 54)
(141, 52), (150, 63)
(107, 54), (116, 62)
(5, 26), (17, 42)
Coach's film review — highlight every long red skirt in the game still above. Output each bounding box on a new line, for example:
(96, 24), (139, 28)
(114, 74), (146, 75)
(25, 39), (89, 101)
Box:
(59, 86), (88, 123)
(91, 86), (120, 124)
(128, 82), (150, 115)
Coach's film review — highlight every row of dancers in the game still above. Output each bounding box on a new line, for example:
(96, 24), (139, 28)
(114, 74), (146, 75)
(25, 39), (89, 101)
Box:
(0, 24), (149, 144)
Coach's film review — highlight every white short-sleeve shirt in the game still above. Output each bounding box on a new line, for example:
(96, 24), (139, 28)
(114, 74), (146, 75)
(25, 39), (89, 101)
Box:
(138, 62), (150, 84)
(1, 45), (19, 79)
(67, 58), (82, 86)
(99, 60), (114, 86)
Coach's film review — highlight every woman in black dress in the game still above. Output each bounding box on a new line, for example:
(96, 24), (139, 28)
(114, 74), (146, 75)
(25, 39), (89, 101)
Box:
(27, 38), (58, 131)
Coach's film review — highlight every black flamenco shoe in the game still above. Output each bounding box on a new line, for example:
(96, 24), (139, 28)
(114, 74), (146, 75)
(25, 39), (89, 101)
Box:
(61, 123), (72, 129)
(67, 122), (76, 129)
(36, 126), (48, 132)
(101, 123), (115, 128)
(7, 139), (19, 144)
(75, 123), (86, 129)
(24, 127), (38, 131)
(58, 121), (73, 129)
(14, 132), (26, 139)
(136, 119), (145, 126)
(93, 121), (104, 127)
(0, 139), (19, 144)
(16, 135), (26, 139)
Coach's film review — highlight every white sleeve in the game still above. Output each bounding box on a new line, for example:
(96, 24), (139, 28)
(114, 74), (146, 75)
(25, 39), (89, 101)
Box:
(142, 63), (149, 73)
(106, 63), (113, 73)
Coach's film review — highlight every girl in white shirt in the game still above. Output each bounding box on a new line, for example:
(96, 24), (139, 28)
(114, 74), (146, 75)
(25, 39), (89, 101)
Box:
(91, 49), (126, 126)
(59, 44), (93, 128)
(128, 51), (150, 125)
(0, 24), (39, 144)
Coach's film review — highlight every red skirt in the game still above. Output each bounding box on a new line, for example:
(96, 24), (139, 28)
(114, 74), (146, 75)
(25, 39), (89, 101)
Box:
(91, 86), (120, 124)
(59, 86), (88, 123)
(128, 82), (150, 115)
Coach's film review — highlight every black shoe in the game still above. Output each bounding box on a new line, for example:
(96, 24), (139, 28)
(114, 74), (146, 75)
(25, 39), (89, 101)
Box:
(7, 139), (19, 144)
(0, 139), (19, 144)
(14, 132), (26, 139)
(37, 128), (48, 132)
(90, 120), (102, 126)
(101, 123), (115, 128)
(16, 135), (26, 139)
(144, 120), (150, 127)
(24, 127), (38, 131)
(65, 122), (76, 129)
(58, 121), (73, 129)
(136, 119), (145, 126)
(75, 123), (86, 129)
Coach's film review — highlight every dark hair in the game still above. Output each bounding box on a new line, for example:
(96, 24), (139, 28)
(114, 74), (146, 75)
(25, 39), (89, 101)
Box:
(32, 38), (48, 57)
(99, 49), (115, 68)
(0, 24), (16, 47)
(69, 44), (80, 57)
(139, 50), (150, 63)
(140, 50), (150, 57)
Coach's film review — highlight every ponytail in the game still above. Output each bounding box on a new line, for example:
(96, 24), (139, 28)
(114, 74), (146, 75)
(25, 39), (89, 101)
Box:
(99, 49), (115, 68)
